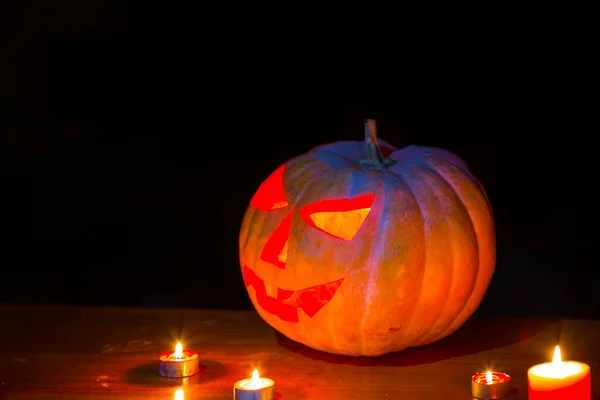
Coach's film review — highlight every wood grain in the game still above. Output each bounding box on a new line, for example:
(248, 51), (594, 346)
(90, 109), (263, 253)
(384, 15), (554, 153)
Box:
(0, 306), (597, 399)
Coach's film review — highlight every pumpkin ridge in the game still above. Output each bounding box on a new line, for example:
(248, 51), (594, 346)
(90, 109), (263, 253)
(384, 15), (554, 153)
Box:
(281, 162), (332, 347)
(241, 191), (267, 257)
(322, 169), (363, 354)
(443, 158), (494, 219)
(241, 207), (266, 272)
(247, 210), (272, 289)
(423, 156), (494, 341)
(418, 158), (481, 343)
(385, 167), (434, 347)
(309, 141), (364, 164)
(356, 172), (381, 355)
(426, 150), (493, 215)
(359, 171), (423, 354)
(311, 148), (358, 166)
(408, 164), (459, 343)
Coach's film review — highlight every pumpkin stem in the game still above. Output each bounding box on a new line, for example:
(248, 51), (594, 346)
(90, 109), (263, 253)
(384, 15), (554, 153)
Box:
(359, 119), (396, 170)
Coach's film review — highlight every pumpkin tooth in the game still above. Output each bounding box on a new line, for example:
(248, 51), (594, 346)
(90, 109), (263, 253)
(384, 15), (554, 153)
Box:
(264, 282), (279, 298)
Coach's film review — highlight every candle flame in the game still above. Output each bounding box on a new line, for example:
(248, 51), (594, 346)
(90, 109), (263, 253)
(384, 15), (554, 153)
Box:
(251, 368), (260, 385)
(174, 389), (184, 400)
(485, 371), (493, 384)
(528, 344), (584, 379)
(174, 342), (183, 359)
(552, 345), (562, 364)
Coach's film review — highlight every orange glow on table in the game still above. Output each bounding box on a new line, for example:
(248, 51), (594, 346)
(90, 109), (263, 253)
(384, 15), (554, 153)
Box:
(528, 345), (590, 400)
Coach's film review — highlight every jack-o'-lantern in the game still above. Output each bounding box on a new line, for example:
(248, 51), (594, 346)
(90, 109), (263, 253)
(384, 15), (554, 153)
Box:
(239, 119), (495, 356)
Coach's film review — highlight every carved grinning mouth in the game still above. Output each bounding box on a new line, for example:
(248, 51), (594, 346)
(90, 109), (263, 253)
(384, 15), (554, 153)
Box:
(247, 210), (346, 322)
(242, 265), (345, 322)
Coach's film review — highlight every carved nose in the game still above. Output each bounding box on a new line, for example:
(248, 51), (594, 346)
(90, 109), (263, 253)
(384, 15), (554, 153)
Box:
(260, 212), (292, 269)
(278, 240), (288, 264)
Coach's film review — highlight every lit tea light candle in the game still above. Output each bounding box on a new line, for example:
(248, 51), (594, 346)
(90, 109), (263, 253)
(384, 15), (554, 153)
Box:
(528, 345), (590, 400)
(174, 389), (184, 400)
(471, 370), (512, 399)
(233, 368), (275, 400)
(159, 341), (199, 378)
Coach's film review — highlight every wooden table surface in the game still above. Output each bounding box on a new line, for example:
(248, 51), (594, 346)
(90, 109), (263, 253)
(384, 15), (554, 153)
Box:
(0, 306), (597, 400)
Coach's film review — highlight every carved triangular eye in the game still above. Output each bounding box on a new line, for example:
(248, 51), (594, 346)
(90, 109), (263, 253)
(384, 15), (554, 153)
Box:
(299, 194), (375, 240)
(250, 164), (289, 211)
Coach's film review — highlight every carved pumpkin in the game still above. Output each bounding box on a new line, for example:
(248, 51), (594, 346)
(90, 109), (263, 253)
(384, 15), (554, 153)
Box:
(239, 119), (495, 356)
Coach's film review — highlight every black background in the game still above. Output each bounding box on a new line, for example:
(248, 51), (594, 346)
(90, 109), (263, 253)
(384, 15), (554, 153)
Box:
(1, 3), (595, 318)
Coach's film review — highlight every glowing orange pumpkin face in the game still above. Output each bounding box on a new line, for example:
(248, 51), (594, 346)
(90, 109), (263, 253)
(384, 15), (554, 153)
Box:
(239, 119), (495, 356)
(243, 171), (374, 322)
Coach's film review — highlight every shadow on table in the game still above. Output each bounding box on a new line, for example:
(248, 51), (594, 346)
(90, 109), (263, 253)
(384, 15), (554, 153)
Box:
(125, 359), (227, 386)
(275, 317), (558, 367)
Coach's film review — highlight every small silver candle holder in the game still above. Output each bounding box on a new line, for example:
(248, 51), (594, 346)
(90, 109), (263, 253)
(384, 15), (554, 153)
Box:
(158, 349), (199, 378)
(233, 369), (275, 400)
(471, 371), (511, 399)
